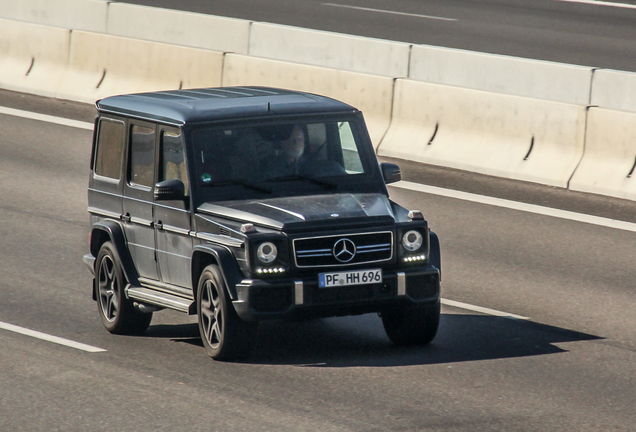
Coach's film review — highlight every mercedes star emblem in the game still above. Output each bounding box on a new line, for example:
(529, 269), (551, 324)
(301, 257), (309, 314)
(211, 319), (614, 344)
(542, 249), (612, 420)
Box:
(333, 238), (356, 263)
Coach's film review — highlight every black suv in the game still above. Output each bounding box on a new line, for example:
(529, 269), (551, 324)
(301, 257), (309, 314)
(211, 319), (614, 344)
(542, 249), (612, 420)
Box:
(83, 87), (441, 360)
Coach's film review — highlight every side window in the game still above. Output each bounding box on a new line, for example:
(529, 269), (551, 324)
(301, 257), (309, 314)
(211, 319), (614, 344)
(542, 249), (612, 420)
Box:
(160, 130), (189, 195)
(94, 118), (124, 180)
(338, 122), (364, 174)
(129, 124), (156, 188)
(306, 123), (327, 158)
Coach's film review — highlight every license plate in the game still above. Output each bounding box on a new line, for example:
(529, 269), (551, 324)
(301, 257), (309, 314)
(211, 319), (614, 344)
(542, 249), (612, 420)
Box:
(318, 269), (382, 288)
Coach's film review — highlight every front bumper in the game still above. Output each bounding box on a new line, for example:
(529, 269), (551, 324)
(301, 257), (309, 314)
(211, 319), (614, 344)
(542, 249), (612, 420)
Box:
(83, 253), (96, 276)
(232, 265), (440, 321)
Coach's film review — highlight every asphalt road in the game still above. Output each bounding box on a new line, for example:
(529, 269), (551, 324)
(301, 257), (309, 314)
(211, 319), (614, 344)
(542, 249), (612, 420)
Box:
(118, 0), (636, 71)
(1, 89), (635, 431)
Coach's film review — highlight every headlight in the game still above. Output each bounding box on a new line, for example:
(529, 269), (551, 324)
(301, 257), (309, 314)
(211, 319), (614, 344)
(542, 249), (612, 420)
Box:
(402, 230), (423, 252)
(257, 242), (278, 264)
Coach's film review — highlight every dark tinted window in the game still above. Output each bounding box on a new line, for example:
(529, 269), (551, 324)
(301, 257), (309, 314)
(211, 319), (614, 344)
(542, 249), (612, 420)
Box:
(193, 121), (366, 186)
(129, 125), (156, 187)
(94, 118), (124, 180)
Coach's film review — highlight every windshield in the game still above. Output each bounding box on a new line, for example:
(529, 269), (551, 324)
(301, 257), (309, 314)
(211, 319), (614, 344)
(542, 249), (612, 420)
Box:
(192, 121), (367, 189)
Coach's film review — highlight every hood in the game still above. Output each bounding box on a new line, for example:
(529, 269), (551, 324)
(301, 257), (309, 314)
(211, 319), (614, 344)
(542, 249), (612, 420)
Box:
(197, 193), (395, 231)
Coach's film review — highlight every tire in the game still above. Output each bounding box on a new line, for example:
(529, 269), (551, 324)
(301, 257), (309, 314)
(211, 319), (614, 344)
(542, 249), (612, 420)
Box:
(95, 242), (152, 335)
(381, 301), (440, 346)
(197, 265), (257, 361)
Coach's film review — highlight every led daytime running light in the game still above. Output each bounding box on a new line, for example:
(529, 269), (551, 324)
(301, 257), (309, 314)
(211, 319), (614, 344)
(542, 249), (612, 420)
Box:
(403, 254), (426, 262)
(256, 267), (286, 274)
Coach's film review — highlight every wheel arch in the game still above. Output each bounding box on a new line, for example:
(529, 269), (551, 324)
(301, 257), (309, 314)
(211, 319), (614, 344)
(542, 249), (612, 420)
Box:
(192, 244), (245, 304)
(429, 230), (441, 279)
(90, 220), (140, 287)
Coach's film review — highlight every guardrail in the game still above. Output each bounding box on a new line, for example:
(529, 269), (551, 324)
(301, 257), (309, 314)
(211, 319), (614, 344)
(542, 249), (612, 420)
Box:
(1, 1), (636, 201)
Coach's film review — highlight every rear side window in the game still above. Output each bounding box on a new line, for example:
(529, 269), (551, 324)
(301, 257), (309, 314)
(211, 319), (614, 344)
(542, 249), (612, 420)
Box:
(94, 118), (124, 180)
(129, 124), (156, 187)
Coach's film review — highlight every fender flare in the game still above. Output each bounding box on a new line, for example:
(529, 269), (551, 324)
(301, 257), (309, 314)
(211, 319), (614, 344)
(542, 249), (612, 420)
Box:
(429, 231), (441, 279)
(90, 220), (140, 287)
(192, 244), (244, 301)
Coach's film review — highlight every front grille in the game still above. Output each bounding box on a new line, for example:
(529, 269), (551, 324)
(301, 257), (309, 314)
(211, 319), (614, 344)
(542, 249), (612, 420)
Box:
(293, 231), (393, 268)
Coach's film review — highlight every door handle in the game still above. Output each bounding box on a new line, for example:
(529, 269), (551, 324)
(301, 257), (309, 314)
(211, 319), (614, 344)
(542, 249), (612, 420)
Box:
(155, 221), (164, 230)
(121, 213), (131, 222)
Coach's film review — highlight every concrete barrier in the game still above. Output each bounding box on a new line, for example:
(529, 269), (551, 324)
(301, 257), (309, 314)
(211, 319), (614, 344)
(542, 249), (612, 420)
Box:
(590, 70), (636, 113)
(106, 3), (250, 54)
(5, 2), (636, 203)
(57, 31), (224, 103)
(409, 45), (594, 105)
(378, 79), (587, 187)
(0, 19), (70, 98)
(222, 54), (394, 146)
(0, 0), (107, 32)
(249, 23), (411, 77)
(569, 108), (636, 200)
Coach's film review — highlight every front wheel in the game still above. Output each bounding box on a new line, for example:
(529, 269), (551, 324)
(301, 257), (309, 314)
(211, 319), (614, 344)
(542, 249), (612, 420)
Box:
(197, 265), (257, 361)
(381, 301), (440, 346)
(95, 242), (152, 335)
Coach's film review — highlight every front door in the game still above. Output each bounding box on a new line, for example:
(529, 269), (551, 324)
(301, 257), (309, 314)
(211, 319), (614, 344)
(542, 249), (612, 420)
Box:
(123, 122), (159, 281)
(154, 128), (193, 288)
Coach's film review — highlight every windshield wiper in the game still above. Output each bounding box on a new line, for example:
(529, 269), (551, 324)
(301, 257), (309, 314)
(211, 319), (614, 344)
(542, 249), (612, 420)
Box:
(268, 174), (338, 189)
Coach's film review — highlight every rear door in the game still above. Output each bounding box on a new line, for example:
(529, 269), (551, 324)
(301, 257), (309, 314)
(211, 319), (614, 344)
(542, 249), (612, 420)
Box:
(88, 117), (125, 221)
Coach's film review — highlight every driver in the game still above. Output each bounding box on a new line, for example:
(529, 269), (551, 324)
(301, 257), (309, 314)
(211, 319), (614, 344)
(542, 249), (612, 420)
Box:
(267, 125), (306, 177)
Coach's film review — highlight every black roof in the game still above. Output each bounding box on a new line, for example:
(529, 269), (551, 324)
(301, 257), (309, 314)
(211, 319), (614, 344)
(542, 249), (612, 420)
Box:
(96, 87), (357, 125)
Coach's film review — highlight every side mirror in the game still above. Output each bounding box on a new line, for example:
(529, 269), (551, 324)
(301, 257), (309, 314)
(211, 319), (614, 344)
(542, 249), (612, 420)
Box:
(154, 178), (185, 201)
(380, 162), (401, 184)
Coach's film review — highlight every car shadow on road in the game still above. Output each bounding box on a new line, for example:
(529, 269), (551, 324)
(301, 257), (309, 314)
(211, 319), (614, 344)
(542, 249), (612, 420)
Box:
(143, 312), (602, 367)
(246, 313), (602, 367)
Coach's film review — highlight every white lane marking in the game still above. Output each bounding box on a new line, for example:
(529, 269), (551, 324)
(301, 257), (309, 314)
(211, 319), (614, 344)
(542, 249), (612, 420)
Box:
(393, 181), (636, 233)
(323, 3), (457, 21)
(0, 321), (106, 353)
(0, 106), (93, 130)
(555, 0), (636, 9)
(442, 299), (529, 320)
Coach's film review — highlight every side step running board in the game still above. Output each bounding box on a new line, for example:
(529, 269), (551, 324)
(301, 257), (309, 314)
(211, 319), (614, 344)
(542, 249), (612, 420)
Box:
(126, 286), (194, 314)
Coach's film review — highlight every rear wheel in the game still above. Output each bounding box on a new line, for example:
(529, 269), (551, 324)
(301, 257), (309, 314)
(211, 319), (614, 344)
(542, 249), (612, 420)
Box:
(96, 242), (152, 335)
(197, 265), (257, 361)
(381, 301), (440, 346)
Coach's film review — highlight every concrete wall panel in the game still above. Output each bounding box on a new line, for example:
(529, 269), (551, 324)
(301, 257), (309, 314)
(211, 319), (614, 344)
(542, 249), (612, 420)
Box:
(409, 45), (594, 105)
(569, 108), (636, 200)
(57, 32), (224, 103)
(0, 19), (70, 98)
(590, 69), (636, 113)
(249, 23), (410, 77)
(378, 79), (587, 187)
(0, 0), (107, 32)
(222, 54), (394, 146)
(107, 3), (250, 54)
